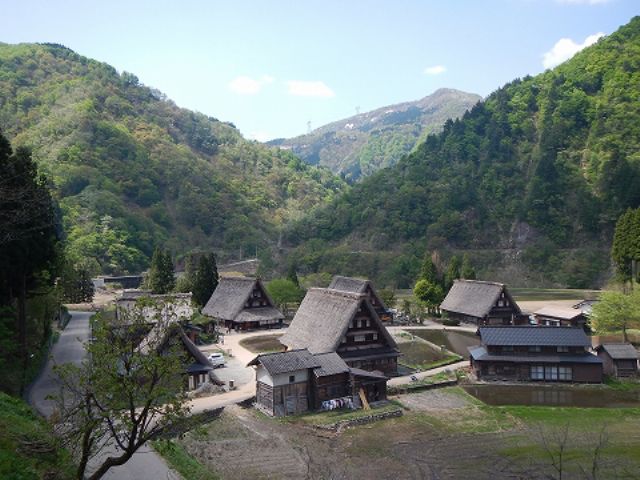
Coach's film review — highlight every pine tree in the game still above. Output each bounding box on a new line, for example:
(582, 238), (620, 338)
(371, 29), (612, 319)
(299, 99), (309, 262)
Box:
(192, 253), (218, 307)
(419, 253), (438, 284)
(612, 208), (640, 284)
(147, 248), (174, 294)
(444, 255), (461, 291)
(460, 254), (476, 280)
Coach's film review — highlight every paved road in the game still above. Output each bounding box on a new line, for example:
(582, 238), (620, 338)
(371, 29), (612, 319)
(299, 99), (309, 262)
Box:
(28, 311), (178, 480)
(29, 310), (92, 417)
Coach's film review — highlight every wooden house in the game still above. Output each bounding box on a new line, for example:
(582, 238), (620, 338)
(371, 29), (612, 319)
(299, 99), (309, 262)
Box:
(469, 326), (603, 383)
(328, 275), (392, 321)
(595, 344), (639, 378)
(280, 288), (400, 375)
(440, 280), (525, 326)
(248, 349), (387, 417)
(138, 322), (214, 391)
(533, 306), (588, 330)
(202, 276), (284, 331)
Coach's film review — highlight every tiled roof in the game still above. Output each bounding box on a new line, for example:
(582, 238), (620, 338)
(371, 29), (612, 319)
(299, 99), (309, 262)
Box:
(469, 346), (602, 364)
(313, 352), (350, 377)
(479, 326), (591, 347)
(597, 343), (639, 360)
(247, 349), (320, 375)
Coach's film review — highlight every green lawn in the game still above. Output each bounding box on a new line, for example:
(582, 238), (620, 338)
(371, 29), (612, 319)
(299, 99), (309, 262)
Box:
(152, 439), (220, 480)
(511, 287), (600, 301)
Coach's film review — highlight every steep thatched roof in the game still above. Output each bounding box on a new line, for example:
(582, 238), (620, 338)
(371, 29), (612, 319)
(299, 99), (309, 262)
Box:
(479, 326), (590, 347)
(440, 279), (520, 319)
(201, 276), (282, 322)
(138, 322), (212, 373)
(328, 275), (387, 310)
(280, 288), (397, 354)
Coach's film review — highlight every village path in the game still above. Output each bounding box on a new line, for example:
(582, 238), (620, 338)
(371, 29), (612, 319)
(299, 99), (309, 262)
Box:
(190, 329), (277, 413)
(28, 310), (180, 480)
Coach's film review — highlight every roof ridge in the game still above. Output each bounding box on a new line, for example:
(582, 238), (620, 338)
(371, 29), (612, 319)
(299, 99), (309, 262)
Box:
(454, 279), (504, 287)
(309, 287), (365, 299)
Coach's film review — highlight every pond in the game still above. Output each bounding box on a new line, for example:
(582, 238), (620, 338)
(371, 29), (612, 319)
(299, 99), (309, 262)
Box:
(405, 329), (480, 356)
(463, 384), (640, 408)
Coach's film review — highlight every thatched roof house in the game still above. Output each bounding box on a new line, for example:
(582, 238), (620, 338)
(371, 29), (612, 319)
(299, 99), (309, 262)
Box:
(328, 275), (391, 320)
(202, 276), (284, 330)
(280, 288), (399, 375)
(137, 322), (214, 391)
(440, 279), (524, 326)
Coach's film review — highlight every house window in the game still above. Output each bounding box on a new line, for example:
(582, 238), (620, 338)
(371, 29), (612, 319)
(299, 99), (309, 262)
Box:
(545, 366), (558, 380)
(354, 335), (366, 342)
(356, 319), (362, 328)
(558, 367), (572, 381)
(528, 346), (541, 353)
(531, 366), (544, 380)
(289, 375), (295, 383)
(503, 346), (514, 353)
(372, 333), (378, 341)
(557, 346), (569, 353)
(365, 319), (370, 328)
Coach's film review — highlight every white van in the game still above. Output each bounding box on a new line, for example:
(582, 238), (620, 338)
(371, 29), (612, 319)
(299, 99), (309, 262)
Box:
(208, 352), (226, 368)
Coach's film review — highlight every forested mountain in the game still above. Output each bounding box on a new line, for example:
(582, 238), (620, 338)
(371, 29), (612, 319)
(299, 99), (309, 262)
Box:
(286, 17), (640, 288)
(268, 89), (481, 180)
(0, 43), (346, 274)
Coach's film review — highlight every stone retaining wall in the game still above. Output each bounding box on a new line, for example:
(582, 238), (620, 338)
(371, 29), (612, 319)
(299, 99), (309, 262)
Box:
(389, 378), (458, 395)
(314, 408), (403, 432)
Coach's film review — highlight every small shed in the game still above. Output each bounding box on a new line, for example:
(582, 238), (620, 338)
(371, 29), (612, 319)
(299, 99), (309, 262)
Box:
(596, 344), (639, 378)
(249, 349), (320, 416)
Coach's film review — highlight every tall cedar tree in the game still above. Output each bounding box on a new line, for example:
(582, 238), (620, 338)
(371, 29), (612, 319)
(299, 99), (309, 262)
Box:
(192, 253), (218, 307)
(444, 255), (462, 291)
(460, 254), (476, 280)
(0, 132), (59, 392)
(147, 248), (175, 294)
(612, 208), (640, 284)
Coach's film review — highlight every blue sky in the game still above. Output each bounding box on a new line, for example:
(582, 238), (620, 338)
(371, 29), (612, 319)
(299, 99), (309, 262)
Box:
(2, 0), (638, 140)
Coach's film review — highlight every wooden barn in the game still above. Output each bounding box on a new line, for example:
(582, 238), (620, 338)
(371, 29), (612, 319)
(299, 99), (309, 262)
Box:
(469, 326), (603, 383)
(328, 275), (393, 321)
(280, 288), (400, 375)
(440, 279), (525, 326)
(202, 276), (284, 331)
(533, 306), (588, 330)
(595, 343), (639, 378)
(248, 349), (388, 417)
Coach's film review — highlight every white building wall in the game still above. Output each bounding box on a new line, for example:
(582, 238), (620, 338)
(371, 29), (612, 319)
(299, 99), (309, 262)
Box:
(255, 366), (309, 387)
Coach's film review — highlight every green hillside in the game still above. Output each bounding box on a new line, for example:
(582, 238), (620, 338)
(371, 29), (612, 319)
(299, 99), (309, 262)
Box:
(286, 17), (640, 288)
(0, 392), (74, 479)
(268, 88), (481, 181)
(0, 43), (346, 274)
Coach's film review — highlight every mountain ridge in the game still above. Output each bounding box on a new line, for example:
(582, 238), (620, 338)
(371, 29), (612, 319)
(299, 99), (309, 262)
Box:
(0, 42), (346, 274)
(268, 88), (481, 180)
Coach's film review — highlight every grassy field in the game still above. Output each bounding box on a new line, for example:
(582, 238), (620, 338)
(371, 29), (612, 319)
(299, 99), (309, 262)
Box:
(510, 287), (600, 301)
(152, 439), (220, 480)
(238, 334), (284, 353)
(0, 392), (75, 479)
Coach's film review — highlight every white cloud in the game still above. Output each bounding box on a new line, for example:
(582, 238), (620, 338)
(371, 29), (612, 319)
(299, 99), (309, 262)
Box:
(228, 75), (274, 95)
(423, 65), (447, 75)
(286, 80), (335, 98)
(542, 32), (605, 69)
(555, 0), (611, 4)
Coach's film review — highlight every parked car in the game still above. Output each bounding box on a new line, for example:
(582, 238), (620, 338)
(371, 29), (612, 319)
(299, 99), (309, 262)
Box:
(208, 352), (226, 368)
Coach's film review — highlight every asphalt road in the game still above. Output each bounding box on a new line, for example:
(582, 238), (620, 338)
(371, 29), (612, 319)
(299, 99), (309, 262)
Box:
(28, 310), (178, 480)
